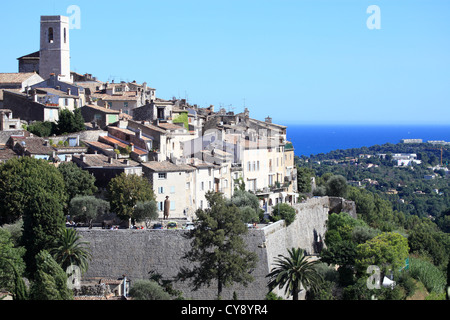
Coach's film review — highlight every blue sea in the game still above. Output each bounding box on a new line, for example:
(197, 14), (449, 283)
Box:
(285, 124), (450, 157)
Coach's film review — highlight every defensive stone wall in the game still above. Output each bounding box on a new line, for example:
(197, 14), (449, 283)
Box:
(79, 196), (354, 300)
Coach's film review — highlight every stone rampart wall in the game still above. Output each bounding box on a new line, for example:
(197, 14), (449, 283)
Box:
(79, 196), (352, 300)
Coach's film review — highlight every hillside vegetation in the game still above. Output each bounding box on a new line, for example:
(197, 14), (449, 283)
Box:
(296, 142), (450, 300)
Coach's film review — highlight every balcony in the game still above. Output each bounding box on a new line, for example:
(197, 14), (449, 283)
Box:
(230, 163), (242, 171)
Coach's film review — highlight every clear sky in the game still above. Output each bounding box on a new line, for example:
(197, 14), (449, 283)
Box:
(1, 0), (449, 125)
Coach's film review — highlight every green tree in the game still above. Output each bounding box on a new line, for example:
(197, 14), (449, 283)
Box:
(148, 270), (184, 300)
(177, 192), (258, 300)
(133, 201), (158, 228)
(267, 247), (323, 300)
(57, 109), (76, 135)
(408, 220), (450, 269)
(320, 212), (374, 286)
(0, 158), (68, 276)
(297, 166), (314, 193)
(50, 228), (92, 275)
(271, 203), (296, 226)
(355, 232), (409, 275)
(72, 108), (86, 132)
(0, 158), (65, 226)
(21, 191), (67, 277)
(326, 175), (348, 198)
(27, 121), (57, 137)
(129, 279), (171, 300)
(58, 162), (97, 202)
(230, 189), (260, 223)
(107, 173), (155, 222)
(0, 229), (27, 299)
(69, 196), (110, 228)
(29, 250), (73, 300)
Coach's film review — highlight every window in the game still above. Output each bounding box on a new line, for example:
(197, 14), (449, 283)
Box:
(158, 187), (164, 194)
(186, 182), (190, 190)
(124, 102), (128, 108)
(107, 102), (112, 108)
(170, 186), (175, 194)
(201, 182), (204, 191)
(65, 99), (69, 106)
(48, 28), (54, 43)
(269, 175), (274, 186)
(200, 200), (204, 209)
(158, 202), (164, 211)
(170, 201), (175, 211)
(208, 168), (212, 176)
(257, 161), (260, 171)
(158, 173), (167, 179)
(64, 28), (67, 44)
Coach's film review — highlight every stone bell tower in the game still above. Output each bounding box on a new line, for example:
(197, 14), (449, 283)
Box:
(39, 15), (72, 83)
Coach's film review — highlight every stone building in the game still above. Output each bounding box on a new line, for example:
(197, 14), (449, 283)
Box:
(39, 15), (72, 82)
(3, 90), (60, 123)
(0, 109), (24, 131)
(0, 72), (44, 108)
(142, 161), (195, 219)
(72, 153), (142, 189)
(80, 104), (120, 129)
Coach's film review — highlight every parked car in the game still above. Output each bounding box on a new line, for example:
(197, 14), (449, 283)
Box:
(167, 221), (178, 230)
(184, 222), (195, 230)
(152, 223), (163, 230)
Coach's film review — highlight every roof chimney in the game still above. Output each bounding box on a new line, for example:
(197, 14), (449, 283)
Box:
(108, 156), (114, 164)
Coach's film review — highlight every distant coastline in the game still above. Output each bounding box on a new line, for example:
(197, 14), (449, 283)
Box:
(285, 124), (450, 157)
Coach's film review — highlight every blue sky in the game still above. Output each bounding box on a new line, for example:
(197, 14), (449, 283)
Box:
(1, 0), (449, 125)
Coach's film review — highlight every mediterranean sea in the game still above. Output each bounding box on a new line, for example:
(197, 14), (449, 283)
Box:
(285, 124), (450, 157)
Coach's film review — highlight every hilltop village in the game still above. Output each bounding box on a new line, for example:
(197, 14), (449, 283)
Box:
(0, 15), (298, 223)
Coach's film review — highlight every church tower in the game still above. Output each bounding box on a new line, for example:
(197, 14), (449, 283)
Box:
(39, 15), (72, 83)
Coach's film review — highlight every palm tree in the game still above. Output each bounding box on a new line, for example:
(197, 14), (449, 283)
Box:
(266, 247), (323, 300)
(50, 228), (92, 275)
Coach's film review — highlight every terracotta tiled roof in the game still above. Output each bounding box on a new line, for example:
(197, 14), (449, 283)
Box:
(83, 140), (115, 151)
(99, 135), (128, 149)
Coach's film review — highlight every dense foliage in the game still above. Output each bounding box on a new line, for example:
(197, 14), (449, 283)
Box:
(107, 173), (156, 222)
(27, 109), (85, 137)
(58, 162), (98, 202)
(296, 142), (450, 300)
(177, 191), (258, 299)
